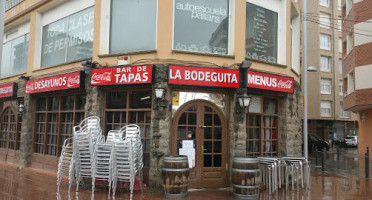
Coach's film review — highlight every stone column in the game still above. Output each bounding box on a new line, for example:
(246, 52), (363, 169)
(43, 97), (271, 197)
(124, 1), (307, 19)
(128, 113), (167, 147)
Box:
(279, 82), (303, 156)
(149, 64), (172, 189)
(18, 80), (35, 169)
(229, 88), (247, 159)
(84, 68), (104, 122)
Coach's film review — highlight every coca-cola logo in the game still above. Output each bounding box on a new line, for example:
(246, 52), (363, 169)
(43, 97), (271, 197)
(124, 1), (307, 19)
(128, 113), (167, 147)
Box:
(67, 76), (80, 87)
(278, 80), (293, 89)
(26, 83), (34, 92)
(91, 72), (111, 84)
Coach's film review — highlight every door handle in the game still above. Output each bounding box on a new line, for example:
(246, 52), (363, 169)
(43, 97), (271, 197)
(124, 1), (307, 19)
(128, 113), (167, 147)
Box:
(199, 125), (206, 128)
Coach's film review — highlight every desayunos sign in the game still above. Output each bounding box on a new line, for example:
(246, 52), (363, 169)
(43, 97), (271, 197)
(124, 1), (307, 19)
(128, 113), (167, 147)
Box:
(168, 65), (239, 88)
(0, 83), (16, 98)
(247, 71), (294, 93)
(91, 65), (152, 85)
(26, 71), (81, 94)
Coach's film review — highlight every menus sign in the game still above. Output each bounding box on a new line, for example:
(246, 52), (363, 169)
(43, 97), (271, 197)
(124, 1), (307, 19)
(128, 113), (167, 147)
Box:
(169, 65), (239, 88)
(247, 71), (294, 93)
(26, 71), (82, 94)
(91, 65), (153, 85)
(245, 2), (278, 63)
(0, 83), (16, 98)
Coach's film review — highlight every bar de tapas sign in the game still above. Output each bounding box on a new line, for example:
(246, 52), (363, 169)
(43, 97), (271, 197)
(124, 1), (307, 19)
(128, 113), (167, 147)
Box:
(168, 65), (240, 88)
(0, 83), (16, 98)
(246, 71), (294, 93)
(91, 65), (153, 85)
(26, 71), (82, 94)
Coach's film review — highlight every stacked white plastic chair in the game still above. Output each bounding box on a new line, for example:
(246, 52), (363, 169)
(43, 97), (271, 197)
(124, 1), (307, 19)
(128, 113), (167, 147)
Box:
(57, 138), (74, 192)
(281, 157), (311, 191)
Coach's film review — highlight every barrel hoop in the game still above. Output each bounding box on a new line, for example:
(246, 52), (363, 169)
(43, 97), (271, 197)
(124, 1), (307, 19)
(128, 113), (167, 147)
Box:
(164, 192), (187, 198)
(232, 168), (260, 173)
(233, 193), (259, 199)
(164, 156), (188, 161)
(232, 184), (260, 189)
(162, 168), (189, 172)
(233, 158), (258, 163)
(163, 160), (188, 163)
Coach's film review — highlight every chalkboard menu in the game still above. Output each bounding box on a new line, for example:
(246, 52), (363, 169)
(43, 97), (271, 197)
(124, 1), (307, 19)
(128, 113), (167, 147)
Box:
(245, 3), (278, 64)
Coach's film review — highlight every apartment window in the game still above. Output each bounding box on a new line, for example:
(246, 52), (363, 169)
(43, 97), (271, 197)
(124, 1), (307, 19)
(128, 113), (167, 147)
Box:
(41, 6), (94, 67)
(339, 80), (343, 96)
(339, 59), (342, 75)
(339, 38), (342, 53)
(347, 71), (354, 95)
(34, 94), (85, 156)
(319, 0), (329, 7)
(346, 32), (353, 55)
(246, 96), (278, 156)
(110, 0), (156, 54)
(340, 102), (350, 118)
(319, 12), (331, 29)
(245, 2), (278, 63)
(320, 56), (331, 72)
(338, 19), (342, 31)
(321, 101), (332, 117)
(174, 0), (229, 55)
(321, 78), (332, 94)
(338, 0), (341, 10)
(320, 34), (331, 50)
(5, 0), (24, 11)
(346, 0), (352, 15)
(1, 34), (29, 77)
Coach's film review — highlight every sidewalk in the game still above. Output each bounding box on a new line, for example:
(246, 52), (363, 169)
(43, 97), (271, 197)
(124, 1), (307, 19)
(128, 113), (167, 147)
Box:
(0, 163), (372, 200)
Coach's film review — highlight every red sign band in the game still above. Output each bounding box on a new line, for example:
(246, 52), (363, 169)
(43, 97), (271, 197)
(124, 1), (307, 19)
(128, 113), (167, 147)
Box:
(91, 65), (153, 85)
(0, 83), (16, 98)
(26, 71), (82, 94)
(168, 65), (240, 88)
(247, 71), (294, 93)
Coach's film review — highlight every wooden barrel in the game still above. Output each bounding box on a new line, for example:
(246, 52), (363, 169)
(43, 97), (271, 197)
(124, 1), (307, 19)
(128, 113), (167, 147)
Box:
(162, 155), (189, 198)
(232, 157), (261, 199)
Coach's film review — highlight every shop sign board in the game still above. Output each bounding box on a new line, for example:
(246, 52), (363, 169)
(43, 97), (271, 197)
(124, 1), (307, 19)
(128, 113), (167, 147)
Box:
(0, 83), (16, 98)
(91, 65), (153, 85)
(246, 71), (294, 93)
(168, 65), (240, 88)
(26, 71), (82, 94)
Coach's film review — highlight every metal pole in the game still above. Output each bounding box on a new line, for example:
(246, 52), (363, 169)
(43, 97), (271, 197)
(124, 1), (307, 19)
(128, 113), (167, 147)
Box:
(321, 148), (325, 172)
(337, 145), (340, 160)
(303, 0), (309, 160)
(366, 147), (370, 179)
(0, 0), (5, 72)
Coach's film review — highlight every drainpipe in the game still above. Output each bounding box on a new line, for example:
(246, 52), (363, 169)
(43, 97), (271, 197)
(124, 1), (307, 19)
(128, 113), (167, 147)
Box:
(332, 0), (337, 136)
(0, 1), (5, 72)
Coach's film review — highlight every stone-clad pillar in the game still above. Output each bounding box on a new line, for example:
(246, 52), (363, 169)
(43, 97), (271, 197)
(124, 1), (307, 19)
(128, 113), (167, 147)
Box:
(279, 82), (302, 156)
(84, 67), (104, 122)
(18, 80), (35, 169)
(229, 88), (247, 159)
(149, 64), (172, 189)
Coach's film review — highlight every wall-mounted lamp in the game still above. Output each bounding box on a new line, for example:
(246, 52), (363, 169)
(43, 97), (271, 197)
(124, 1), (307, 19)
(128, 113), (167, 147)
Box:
(18, 75), (30, 81)
(18, 100), (25, 116)
(81, 60), (101, 68)
(155, 88), (165, 99)
(238, 95), (251, 108)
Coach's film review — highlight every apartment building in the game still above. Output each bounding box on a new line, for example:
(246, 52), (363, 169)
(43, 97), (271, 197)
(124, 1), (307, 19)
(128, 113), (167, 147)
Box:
(0, 0), (302, 188)
(342, 0), (372, 155)
(305, 0), (357, 144)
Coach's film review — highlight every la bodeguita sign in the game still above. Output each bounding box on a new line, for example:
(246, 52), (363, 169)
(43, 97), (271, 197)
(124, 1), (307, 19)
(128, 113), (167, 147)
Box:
(0, 83), (16, 98)
(168, 65), (240, 88)
(26, 71), (82, 94)
(91, 65), (153, 85)
(247, 71), (294, 93)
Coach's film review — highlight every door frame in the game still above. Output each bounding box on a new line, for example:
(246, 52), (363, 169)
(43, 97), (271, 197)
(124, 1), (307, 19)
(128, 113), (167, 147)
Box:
(171, 99), (229, 188)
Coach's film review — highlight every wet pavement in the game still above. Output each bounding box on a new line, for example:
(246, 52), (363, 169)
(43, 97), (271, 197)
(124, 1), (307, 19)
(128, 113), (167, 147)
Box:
(1, 148), (372, 200)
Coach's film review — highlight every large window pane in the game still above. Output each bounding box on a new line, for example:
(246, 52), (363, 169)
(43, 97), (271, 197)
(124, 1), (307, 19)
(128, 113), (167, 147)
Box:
(41, 6), (94, 67)
(1, 34), (29, 77)
(246, 2), (278, 63)
(174, 0), (229, 54)
(110, 0), (156, 53)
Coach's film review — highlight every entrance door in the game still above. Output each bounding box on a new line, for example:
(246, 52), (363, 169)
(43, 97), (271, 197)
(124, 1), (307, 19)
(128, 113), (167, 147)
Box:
(0, 107), (21, 163)
(172, 100), (228, 188)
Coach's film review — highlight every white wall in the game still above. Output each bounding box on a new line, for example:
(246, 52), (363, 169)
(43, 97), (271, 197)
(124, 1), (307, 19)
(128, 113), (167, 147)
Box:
(355, 65), (372, 90)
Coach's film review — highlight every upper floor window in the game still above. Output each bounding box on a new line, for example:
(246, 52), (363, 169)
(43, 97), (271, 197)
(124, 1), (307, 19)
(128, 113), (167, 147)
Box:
(245, 2), (278, 63)
(340, 102), (350, 118)
(5, 0), (24, 11)
(320, 78), (332, 95)
(319, 0), (329, 7)
(1, 31), (29, 78)
(110, 0), (156, 54)
(173, 0), (229, 55)
(346, 71), (354, 95)
(321, 101), (332, 117)
(346, 32), (353, 55)
(320, 34), (331, 50)
(41, 6), (94, 67)
(339, 80), (343, 96)
(338, 38), (342, 53)
(338, 0), (341, 10)
(346, 0), (352, 15)
(339, 59), (342, 74)
(319, 12), (330, 29)
(320, 56), (331, 72)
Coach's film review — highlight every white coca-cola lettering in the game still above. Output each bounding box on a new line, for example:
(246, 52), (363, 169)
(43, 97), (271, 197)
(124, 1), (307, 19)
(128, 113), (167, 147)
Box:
(0, 86), (12, 94)
(26, 84), (34, 91)
(278, 80), (293, 89)
(92, 72), (111, 84)
(67, 76), (80, 87)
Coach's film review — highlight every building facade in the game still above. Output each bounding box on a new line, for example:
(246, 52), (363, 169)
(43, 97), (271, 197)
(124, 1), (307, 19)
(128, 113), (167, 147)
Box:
(305, 0), (357, 144)
(342, 0), (372, 155)
(0, 0), (302, 188)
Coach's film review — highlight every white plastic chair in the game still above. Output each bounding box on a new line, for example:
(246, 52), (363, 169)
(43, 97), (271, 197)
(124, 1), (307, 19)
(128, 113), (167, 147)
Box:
(57, 138), (74, 192)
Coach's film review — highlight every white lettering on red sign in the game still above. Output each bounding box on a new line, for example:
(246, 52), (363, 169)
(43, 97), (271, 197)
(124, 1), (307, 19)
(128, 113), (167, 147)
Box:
(91, 65), (152, 85)
(0, 83), (14, 98)
(168, 66), (239, 88)
(247, 71), (294, 93)
(26, 71), (81, 94)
